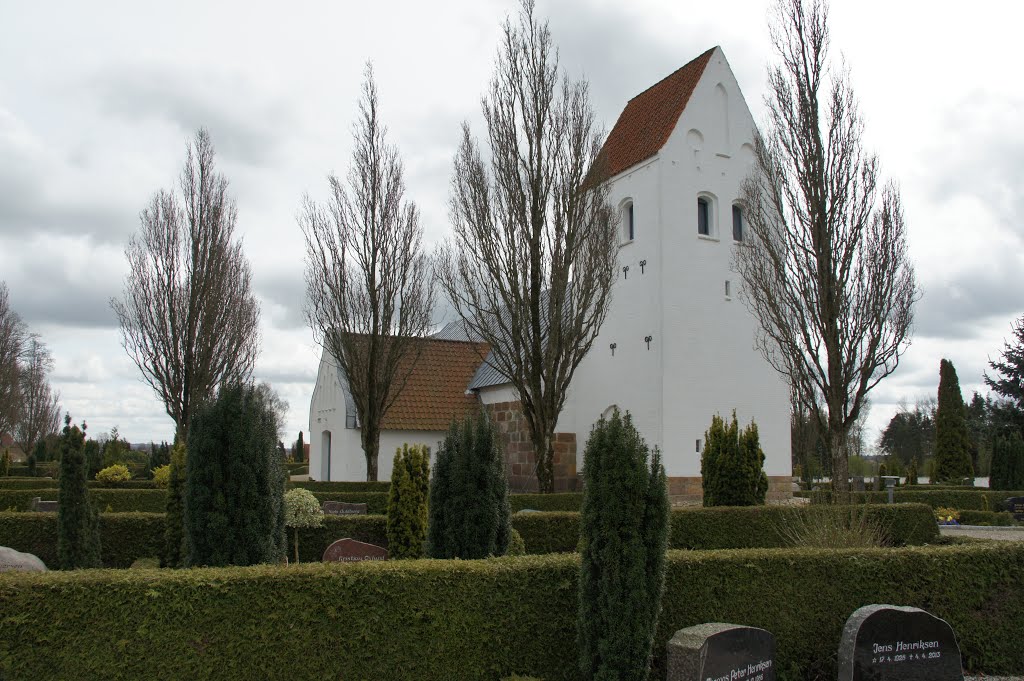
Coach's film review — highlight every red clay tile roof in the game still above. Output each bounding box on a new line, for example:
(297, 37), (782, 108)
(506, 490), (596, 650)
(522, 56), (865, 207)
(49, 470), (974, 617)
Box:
(598, 47), (715, 179)
(381, 338), (489, 431)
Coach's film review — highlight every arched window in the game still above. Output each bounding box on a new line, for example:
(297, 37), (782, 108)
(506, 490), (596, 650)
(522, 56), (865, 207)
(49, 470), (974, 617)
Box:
(621, 200), (635, 242)
(697, 197), (711, 236)
(732, 204), (744, 242)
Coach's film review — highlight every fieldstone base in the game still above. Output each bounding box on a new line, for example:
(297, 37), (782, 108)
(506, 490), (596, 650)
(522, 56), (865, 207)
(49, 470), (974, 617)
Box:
(484, 400), (579, 493)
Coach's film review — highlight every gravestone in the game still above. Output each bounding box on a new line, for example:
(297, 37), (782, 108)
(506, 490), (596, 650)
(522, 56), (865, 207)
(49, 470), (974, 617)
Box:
(322, 501), (368, 516)
(322, 538), (388, 563)
(852, 477), (866, 492)
(838, 605), (963, 681)
(666, 623), (775, 681)
(0, 546), (48, 573)
(30, 497), (58, 512)
(1005, 496), (1024, 522)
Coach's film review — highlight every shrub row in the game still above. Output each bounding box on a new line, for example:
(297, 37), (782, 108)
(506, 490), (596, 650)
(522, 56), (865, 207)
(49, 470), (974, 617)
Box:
(0, 478), (163, 490)
(1, 543), (1021, 680)
(797, 489), (1024, 510)
(957, 510), (1022, 526)
(0, 504), (938, 568)
(291, 480), (391, 493)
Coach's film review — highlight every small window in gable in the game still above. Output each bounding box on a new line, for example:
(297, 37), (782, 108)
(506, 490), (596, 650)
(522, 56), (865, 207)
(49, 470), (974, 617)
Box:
(697, 197), (710, 236)
(732, 204), (744, 242)
(725, 280), (731, 298)
(622, 201), (635, 242)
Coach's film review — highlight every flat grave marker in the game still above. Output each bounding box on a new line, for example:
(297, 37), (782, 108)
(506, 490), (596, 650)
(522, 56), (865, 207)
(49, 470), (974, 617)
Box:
(838, 604), (962, 681)
(30, 497), (58, 512)
(1005, 496), (1024, 522)
(322, 538), (388, 563)
(322, 501), (368, 516)
(666, 623), (775, 681)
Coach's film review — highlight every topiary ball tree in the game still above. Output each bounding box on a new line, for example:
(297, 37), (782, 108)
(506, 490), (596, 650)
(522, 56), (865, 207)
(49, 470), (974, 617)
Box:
(161, 442), (187, 568)
(578, 408), (669, 681)
(934, 359), (974, 483)
(387, 443), (430, 559)
(57, 414), (102, 569)
(427, 411), (511, 559)
(184, 383), (287, 567)
(283, 487), (324, 563)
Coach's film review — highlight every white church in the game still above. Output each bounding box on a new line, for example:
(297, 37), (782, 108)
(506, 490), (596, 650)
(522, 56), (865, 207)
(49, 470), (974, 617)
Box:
(309, 47), (793, 502)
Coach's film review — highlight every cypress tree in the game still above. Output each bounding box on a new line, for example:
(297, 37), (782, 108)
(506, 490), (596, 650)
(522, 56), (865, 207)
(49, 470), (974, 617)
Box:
(184, 383), (286, 567)
(578, 408), (669, 681)
(905, 458), (918, 485)
(161, 442), (187, 568)
(934, 359), (974, 482)
(83, 439), (101, 479)
(701, 412), (767, 506)
(56, 415), (102, 569)
(1, 449), (9, 476)
(295, 431), (305, 463)
(386, 443), (430, 559)
(994, 432), (1024, 490)
(32, 439), (47, 464)
(427, 411), (511, 559)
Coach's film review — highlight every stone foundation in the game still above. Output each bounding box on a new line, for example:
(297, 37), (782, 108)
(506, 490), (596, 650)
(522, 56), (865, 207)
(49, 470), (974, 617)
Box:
(484, 400), (579, 493)
(668, 475), (795, 506)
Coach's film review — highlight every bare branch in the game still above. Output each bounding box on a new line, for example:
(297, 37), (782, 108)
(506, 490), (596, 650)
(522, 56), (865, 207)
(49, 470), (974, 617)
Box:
(436, 0), (617, 492)
(0, 282), (28, 436)
(111, 129), (261, 442)
(735, 0), (918, 496)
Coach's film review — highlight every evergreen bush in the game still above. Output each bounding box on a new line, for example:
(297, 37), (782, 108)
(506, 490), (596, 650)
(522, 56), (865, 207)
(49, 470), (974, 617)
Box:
(83, 439), (102, 479)
(578, 408), (669, 681)
(386, 443), (430, 559)
(1, 449), (10, 476)
(294, 431), (305, 463)
(161, 443), (186, 568)
(990, 432), (1024, 491)
(283, 487), (324, 563)
(184, 383), (286, 567)
(95, 464), (133, 486)
(905, 458), (918, 485)
(26, 448), (36, 476)
(151, 464), (171, 488)
(934, 359), (974, 482)
(427, 411), (511, 559)
(56, 415), (102, 569)
(701, 412), (768, 506)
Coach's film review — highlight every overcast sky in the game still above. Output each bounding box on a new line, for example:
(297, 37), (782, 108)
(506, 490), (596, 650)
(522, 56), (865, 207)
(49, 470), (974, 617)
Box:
(1, 0), (1021, 449)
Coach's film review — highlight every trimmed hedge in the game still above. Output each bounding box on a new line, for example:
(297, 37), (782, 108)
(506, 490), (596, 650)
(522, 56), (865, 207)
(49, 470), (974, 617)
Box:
(0, 479), (163, 490)
(0, 488), (167, 513)
(292, 480), (391, 493)
(958, 510), (1022, 526)
(1, 505), (938, 567)
(0, 544), (1022, 679)
(510, 493), (582, 513)
(798, 489), (1024, 511)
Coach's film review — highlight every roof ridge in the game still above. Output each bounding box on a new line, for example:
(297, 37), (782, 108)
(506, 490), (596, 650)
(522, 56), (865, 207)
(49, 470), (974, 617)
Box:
(626, 46), (717, 104)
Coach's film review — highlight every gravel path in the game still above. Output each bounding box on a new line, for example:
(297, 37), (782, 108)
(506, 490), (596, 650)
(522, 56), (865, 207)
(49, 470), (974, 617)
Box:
(939, 526), (1024, 541)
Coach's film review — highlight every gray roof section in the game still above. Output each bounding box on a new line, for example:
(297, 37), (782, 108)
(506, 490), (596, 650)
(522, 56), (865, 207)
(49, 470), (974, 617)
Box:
(467, 355), (511, 391)
(431, 319), (482, 342)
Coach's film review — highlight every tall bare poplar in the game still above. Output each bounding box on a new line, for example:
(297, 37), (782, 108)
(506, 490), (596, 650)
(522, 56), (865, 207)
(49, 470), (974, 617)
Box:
(0, 283), (28, 436)
(112, 129), (261, 442)
(437, 0), (617, 493)
(302, 65), (435, 482)
(15, 335), (61, 453)
(735, 0), (917, 496)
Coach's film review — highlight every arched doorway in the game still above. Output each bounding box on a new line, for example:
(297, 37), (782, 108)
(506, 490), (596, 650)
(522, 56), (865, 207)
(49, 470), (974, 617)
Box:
(320, 430), (332, 481)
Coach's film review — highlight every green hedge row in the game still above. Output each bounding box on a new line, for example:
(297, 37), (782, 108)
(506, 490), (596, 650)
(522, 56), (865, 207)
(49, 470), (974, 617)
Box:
(1, 543), (1021, 680)
(0, 478), (161, 490)
(957, 510), (1022, 526)
(291, 480), (391, 493)
(0, 504), (939, 568)
(797, 489), (1024, 510)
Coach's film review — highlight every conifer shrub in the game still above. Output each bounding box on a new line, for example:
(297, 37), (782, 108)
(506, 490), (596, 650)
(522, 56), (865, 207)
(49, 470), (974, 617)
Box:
(578, 408), (669, 681)
(294, 431), (305, 463)
(161, 443), (186, 568)
(387, 444), (430, 559)
(184, 383), (287, 567)
(905, 458), (919, 485)
(56, 415), (102, 569)
(427, 411), (512, 559)
(934, 359), (974, 482)
(95, 464), (133, 486)
(284, 488), (324, 563)
(990, 432), (1024, 491)
(701, 412), (768, 506)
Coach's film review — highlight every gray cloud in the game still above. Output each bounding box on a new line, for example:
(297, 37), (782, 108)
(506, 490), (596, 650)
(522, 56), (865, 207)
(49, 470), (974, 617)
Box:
(91, 64), (297, 167)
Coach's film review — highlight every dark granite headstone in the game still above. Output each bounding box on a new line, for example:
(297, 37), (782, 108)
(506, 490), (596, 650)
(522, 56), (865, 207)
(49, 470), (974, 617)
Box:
(852, 477), (866, 492)
(322, 501), (367, 516)
(30, 497), (58, 512)
(666, 623), (775, 681)
(839, 605), (963, 681)
(322, 538), (388, 563)
(1005, 496), (1024, 522)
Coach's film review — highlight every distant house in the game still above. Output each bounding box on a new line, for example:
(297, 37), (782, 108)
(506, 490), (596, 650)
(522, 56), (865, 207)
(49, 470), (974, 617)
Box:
(0, 432), (26, 463)
(310, 47), (792, 501)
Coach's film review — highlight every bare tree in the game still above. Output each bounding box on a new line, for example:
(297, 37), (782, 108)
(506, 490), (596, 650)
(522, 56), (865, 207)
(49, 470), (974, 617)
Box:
(15, 335), (61, 453)
(112, 129), (261, 443)
(735, 0), (918, 497)
(0, 282), (28, 435)
(436, 0), (617, 493)
(302, 65), (435, 482)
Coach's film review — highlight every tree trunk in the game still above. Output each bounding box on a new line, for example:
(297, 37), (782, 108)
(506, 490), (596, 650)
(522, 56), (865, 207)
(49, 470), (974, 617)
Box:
(535, 429), (555, 494)
(363, 427), (380, 482)
(293, 527), (300, 564)
(830, 425), (850, 503)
